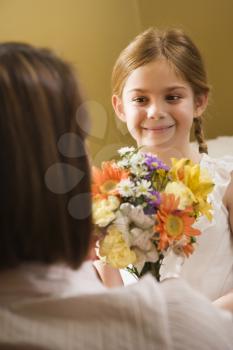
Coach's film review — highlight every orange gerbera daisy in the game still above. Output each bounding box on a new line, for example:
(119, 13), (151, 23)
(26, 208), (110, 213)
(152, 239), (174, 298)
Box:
(92, 161), (129, 199)
(182, 243), (195, 257)
(155, 193), (200, 251)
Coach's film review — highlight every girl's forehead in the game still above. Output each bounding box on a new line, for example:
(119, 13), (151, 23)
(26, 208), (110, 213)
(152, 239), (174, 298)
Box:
(123, 59), (189, 94)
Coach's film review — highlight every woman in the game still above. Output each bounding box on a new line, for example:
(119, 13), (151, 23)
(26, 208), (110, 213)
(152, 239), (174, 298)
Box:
(0, 42), (232, 350)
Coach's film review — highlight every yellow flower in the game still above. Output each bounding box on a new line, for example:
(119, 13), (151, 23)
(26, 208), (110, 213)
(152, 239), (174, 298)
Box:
(92, 196), (120, 227)
(99, 225), (136, 268)
(165, 181), (195, 210)
(197, 198), (213, 221)
(169, 158), (214, 219)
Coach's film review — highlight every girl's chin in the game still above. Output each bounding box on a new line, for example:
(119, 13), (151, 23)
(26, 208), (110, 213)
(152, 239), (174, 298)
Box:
(138, 139), (173, 151)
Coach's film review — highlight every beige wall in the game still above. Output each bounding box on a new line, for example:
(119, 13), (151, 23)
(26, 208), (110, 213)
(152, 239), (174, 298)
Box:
(0, 0), (232, 164)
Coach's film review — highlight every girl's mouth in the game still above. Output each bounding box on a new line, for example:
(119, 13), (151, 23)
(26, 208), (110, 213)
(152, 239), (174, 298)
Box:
(142, 124), (175, 132)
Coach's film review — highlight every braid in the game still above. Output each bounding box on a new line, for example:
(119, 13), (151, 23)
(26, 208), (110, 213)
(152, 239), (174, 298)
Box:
(193, 117), (208, 154)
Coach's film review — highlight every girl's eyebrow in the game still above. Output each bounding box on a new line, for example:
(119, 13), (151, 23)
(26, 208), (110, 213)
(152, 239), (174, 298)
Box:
(127, 85), (187, 95)
(126, 88), (149, 94)
(164, 85), (187, 92)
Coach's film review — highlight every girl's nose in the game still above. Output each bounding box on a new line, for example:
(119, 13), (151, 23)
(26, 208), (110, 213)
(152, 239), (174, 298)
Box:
(147, 104), (162, 119)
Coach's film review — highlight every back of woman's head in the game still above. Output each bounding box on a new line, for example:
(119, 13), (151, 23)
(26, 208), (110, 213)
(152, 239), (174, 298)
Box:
(0, 42), (91, 269)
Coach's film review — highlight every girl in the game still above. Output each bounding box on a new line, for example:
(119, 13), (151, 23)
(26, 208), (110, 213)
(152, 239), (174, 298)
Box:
(111, 28), (233, 303)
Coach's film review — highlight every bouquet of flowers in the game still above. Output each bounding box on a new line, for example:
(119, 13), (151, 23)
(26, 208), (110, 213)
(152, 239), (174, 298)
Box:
(92, 147), (214, 281)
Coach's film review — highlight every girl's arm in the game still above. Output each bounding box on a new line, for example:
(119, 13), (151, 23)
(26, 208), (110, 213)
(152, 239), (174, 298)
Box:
(225, 171), (233, 235)
(214, 172), (233, 312)
(213, 290), (233, 312)
(93, 260), (124, 288)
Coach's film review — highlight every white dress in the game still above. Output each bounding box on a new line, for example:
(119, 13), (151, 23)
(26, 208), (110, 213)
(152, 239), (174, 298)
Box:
(161, 154), (233, 301)
(0, 261), (232, 350)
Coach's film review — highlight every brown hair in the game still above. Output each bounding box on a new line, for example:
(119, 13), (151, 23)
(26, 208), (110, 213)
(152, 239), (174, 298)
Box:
(112, 28), (209, 153)
(0, 43), (92, 269)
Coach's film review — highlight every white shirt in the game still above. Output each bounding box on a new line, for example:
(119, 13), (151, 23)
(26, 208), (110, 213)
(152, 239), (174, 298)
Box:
(0, 261), (232, 350)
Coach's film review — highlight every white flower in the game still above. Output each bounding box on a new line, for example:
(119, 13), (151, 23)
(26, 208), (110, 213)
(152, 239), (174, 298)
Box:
(130, 227), (155, 251)
(114, 210), (131, 244)
(114, 203), (154, 246)
(130, 152), (145, 166)
(135, 180), (152, 197)
(130, 152), (144, 165)
(131, 165), (148, 177)
(128, 153), (148, 177)
(130, 153), (145, 170)
(118, 146), (136, 156)
(117, 158), (130, 168)
(120, 203), (154, 229)
(117, 178), (135, 197)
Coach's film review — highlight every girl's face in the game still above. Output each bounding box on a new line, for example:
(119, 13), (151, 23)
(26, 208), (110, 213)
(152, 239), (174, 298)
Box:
(113, 59), (207, 158)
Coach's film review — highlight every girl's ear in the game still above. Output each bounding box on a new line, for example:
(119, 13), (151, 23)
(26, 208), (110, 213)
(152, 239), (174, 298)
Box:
(112, 95), (126, 122)
(195, 93), (208, 117)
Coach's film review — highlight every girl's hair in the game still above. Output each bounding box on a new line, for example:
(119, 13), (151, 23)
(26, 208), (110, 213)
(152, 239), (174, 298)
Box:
(112, 27), (210, 153)
(0, 42), (92, 269)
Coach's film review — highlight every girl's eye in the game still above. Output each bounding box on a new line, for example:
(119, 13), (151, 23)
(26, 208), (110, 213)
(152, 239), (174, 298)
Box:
(132, 96), (148, 104)
(165, 95), (181, 102)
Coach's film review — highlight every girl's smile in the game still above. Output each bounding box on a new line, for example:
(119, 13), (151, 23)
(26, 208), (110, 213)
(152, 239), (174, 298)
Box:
(141, 124), (176, 132)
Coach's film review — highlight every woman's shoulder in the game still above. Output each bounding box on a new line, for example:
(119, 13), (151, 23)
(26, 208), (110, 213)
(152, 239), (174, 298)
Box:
(95, 274), (167, 315)
(160, 278), (233, 349)
(160, 278), (233, 325)
(120, 276), (233, 349)
(0, 274), (172, 350)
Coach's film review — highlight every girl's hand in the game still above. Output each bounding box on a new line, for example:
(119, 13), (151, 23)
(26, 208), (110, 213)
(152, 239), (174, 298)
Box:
(93, 260), (124, 288)
(213, 290), (233, 313)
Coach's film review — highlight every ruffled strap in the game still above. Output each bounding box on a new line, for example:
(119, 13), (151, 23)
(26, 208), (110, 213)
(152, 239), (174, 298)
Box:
(201, 154), (233, 202)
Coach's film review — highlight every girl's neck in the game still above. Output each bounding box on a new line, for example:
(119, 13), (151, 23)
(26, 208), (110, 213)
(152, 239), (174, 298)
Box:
(139, 144), (201, 166)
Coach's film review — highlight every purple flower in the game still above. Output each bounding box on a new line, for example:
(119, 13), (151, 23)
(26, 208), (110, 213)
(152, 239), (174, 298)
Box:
(143, 206), (157, 215)
(148, 190), (161, 208)
(144, 154), (169, 172)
